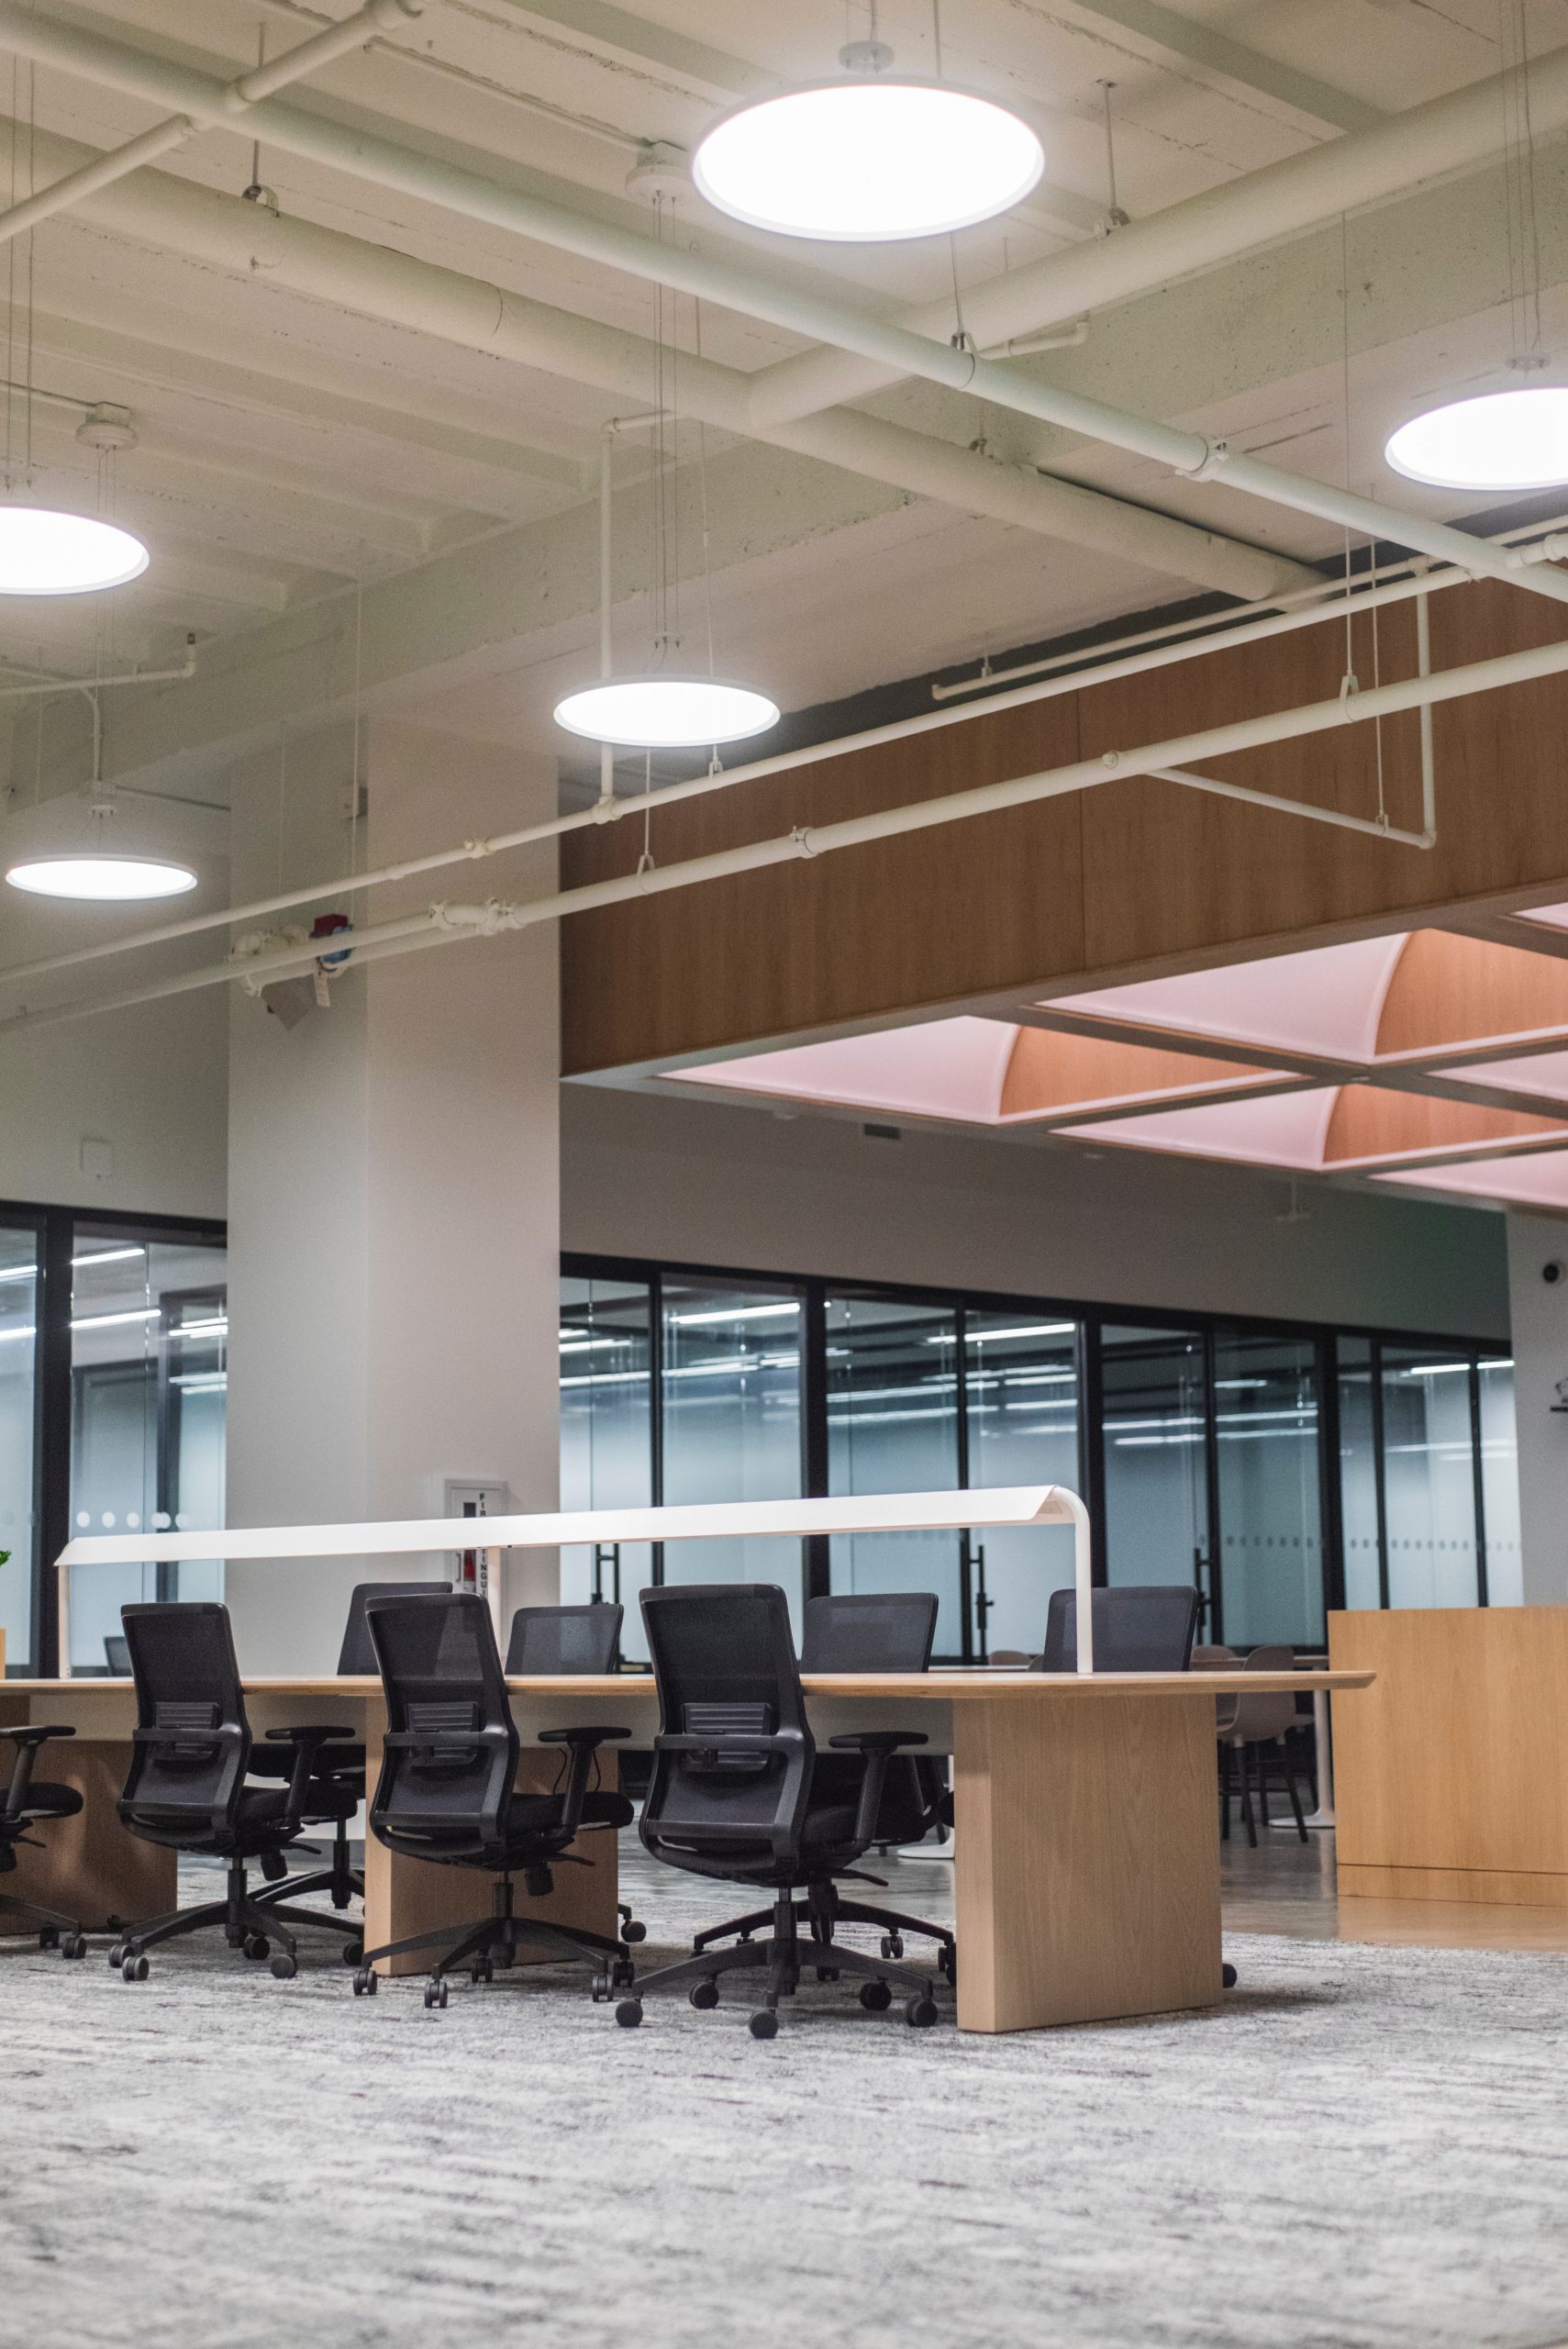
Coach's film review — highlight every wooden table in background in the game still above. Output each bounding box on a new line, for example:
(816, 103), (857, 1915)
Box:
(1, 1667), (1369, 2030)
(1331, 1607), (1568, 1906)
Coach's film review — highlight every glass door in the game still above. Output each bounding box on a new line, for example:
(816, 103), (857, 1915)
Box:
(1099, 1324), (1213, 1631)
(826, 1294), (966, 1657)
(559, 1275), (654, 1663)
(1380, 1345), (1481, 1608)
(1211, 1329), (1324, 1647)
(0, 1223), (39, 1675)
(660, 1276), (806, 1635)
(963, 1311), (1081, 1660)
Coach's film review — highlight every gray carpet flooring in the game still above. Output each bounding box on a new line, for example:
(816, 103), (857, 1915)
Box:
(3, 1846), (1567, 2349)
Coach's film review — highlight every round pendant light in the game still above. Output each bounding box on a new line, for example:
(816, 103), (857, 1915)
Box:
(0, 505), (149, 596)
(6, 854), (197, 901)
(1385, 385), (1568, 493)
(693, 57), (1044, 243)
(553, 676), (780, 749)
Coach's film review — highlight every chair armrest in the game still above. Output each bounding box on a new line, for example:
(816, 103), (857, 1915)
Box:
(538, 1726), (631, 1746)
(827, 1731), (928, 1753)
(267, 1723), (356, 1819)
(1, 1723), (77, 1820)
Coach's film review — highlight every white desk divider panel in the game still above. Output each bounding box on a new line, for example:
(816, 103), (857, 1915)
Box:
(56, 1485), (1095, 1676)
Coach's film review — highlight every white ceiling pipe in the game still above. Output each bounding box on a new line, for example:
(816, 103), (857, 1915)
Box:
(7, 629), (1568, 1042)
(746, 43), (1568, 428)
(0, 0), (423, 250)
(0, 123), (1307, 613)
(0, 549), (1485, 998)
(6, 9), (1559, 612)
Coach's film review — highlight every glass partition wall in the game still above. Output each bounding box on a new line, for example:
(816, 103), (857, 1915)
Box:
(564, 1254), (1516, 1664)
(2, 1204), (228, 1675)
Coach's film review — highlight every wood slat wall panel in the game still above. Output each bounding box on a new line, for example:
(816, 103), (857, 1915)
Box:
(561, 580), (1568, 1075)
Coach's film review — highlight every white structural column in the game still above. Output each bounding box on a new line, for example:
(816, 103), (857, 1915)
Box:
(223, 718), (560, 1671)
(1506, 1213), (1568, 1607)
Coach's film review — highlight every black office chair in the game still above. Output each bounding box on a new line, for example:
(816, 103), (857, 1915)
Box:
(110, 1602), (363, 1982)
(689, 1590), (955, 1986)
(103, 1632), (130, 1675)
(615, 1584), (946, 2040)
(249, 1580), (450, 1918)
(1036, 1583), (1200, 1673)
(355, 1591), (637, 2009)
(0, 1725), (89, 1958)
(506, 1602), (644, 1946)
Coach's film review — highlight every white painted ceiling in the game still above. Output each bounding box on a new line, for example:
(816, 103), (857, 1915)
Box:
(0, 0), (1562, 792)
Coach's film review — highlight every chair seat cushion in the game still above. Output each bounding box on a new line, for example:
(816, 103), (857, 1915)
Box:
(579, 1789), (635, 1831)
(12, 1781), (83, 1822)
(664, 1801), (861, 1865)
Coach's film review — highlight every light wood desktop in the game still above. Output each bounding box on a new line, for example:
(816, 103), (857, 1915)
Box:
(1331, 1607), (1568, 1907)
(0, 1665), (1368, 2032)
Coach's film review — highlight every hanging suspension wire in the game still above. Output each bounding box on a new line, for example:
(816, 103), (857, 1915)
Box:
(1098, 81), (1130, 231)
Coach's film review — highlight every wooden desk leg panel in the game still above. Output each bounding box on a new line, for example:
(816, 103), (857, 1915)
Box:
(362, 1731), (621, 1980)
(952, 1694), (1222, 2032)
(3, 1743), (176, 1932)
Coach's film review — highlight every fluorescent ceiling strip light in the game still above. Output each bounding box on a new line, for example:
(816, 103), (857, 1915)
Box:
(962, 1322), (1077, 1342)
(671, 1301), (801, 1326)
(73, 1246), (146, 1268)
(71, 1306), (160, 1330)
(0, 1323), (35, 1342)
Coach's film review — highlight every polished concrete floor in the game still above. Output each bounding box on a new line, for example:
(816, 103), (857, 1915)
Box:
(1219, 1829), (1568, 1954)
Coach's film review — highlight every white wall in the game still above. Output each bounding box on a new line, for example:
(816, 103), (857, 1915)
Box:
(1507, 1212), (1568, 1605)
(562, 1084), (1511, 1341)
(224, 719), (560, 1672)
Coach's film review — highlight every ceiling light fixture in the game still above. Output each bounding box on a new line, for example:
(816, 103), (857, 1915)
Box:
(6, 854), (196, 901)
(693, 30), (1042, 243)
(0, 505), (149, 596)
(1385, 385), (1568, 492)
(553, 676), (779, 748)
(1385, 8), (1567, 492)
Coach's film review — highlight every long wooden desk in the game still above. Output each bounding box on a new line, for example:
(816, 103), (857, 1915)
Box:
(1, 1666), (1369, 2032)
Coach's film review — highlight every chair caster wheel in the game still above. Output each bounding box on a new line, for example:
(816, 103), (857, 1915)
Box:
(1222, 1962), (1238, 1989)
(341, 1941), (364, 1967)
(122, 1954), (149, 1982)
(424, 1978), (449, 2010)
(615, 1998), (643, 2028)
(60, 1932), (87, 1960)
(270, 1953), (297, 1981)
(38, 1926), (59, 1950)
(689, 1978), (719, 2010)
(859, 1980), (893, 2012)
(748, 2009), (779, 2041)
(622, 1920), (647, 1943)
(353, 1966), (377, 1997)
(107, 1943), (124, 1969)
(905, 1995), (939, 2029)
(815, 1965), (840, 1983)
(242, 1933), (270, 1963)
(471, 1958), (495, 1986)
(879, 1934), (904, 1961)
(612, 1958), (637, 1989)
(938, 1943), (957, 1984)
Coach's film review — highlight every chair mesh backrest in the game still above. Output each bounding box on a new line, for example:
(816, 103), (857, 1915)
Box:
(121, 1602), (249, 1819)
(1040, 1584), (1199, 1674)
(640, 1585), (812, 1845)
(365, 1592), (517, 1840)
(337, 1580), (450, 1675)
(801, 1591), (937, 1674)
(506, 1603), (622, 1675)
(103, 1632), (130, 1675)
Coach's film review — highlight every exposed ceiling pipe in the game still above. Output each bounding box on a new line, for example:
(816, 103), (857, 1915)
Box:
(3, 5), (1562, 612)
(0, 121), (1308, 605)
(0, 0), (425, 249)
(0, 534), (1531, 997)
(0, 541), (1498, 997)
(6, 629), (1568, 1041)
(744, 42), (1568, 427)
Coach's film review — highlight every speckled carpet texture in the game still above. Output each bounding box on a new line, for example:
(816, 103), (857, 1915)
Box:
(3, 1845), (1567, 2349)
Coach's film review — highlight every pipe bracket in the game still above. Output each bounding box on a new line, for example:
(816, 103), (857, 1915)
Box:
(1173, 438), (1229, 482)
(791, 826), (818, 858)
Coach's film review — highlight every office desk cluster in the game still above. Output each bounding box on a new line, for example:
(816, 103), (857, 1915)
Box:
(1, 1664), (1365, 2033)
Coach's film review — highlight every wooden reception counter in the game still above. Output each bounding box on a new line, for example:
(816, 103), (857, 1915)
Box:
(1330, 1607), (1568, 1906)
